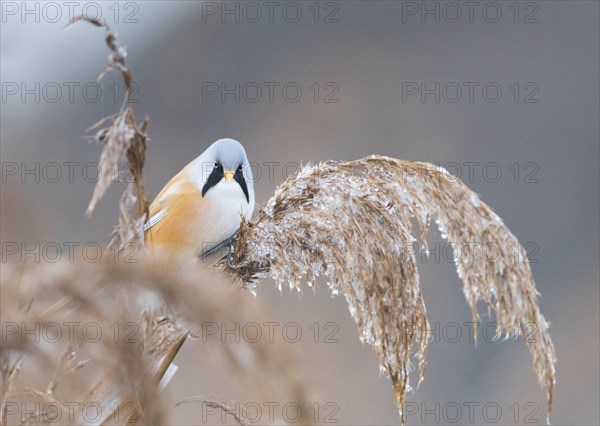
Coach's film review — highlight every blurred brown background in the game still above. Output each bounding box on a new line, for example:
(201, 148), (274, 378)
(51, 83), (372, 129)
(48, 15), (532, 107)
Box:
(1, 1), (598, 424)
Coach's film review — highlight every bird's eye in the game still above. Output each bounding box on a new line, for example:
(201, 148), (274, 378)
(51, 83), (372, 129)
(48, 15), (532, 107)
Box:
(214, 162), (219, 168)
(237, 165), (243, 171)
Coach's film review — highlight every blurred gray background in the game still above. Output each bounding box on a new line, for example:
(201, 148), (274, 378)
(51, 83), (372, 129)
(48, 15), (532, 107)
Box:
(1, 1), (598, 424)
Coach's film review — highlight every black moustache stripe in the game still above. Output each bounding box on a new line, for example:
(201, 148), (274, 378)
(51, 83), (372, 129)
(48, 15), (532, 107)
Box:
(235, 167), (250, 203)
(202, 164), (223, 197)
(201, 164), (250, 203)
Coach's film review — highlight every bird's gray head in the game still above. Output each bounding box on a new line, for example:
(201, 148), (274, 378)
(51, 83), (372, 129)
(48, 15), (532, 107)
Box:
(210, 138), (249, 171)
(192, 138), (254, 210)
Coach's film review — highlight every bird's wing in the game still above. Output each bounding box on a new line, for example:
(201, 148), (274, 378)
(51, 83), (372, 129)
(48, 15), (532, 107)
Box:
(144, 174), (188, 231)
(144, 209), (167, 231)
(144, 177), (207, 251)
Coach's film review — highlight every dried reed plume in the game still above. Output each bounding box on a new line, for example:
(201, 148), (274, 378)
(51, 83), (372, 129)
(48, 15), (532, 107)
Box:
(1, 258), (315, 425)
(226, 158), (557, 423)
(66, 16), (150, 246)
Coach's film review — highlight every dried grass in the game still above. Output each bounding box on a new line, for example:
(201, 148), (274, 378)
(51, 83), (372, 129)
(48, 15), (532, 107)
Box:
(226, 157), (556, 423)
(66, 16), (149, 247)
(1, 258), (315, 425)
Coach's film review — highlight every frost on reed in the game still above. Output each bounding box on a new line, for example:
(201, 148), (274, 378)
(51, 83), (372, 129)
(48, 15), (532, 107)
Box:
(227, 157), (557, 423)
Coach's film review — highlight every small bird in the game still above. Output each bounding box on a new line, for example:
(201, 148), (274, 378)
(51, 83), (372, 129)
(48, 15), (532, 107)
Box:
(144, 138), (255, 259)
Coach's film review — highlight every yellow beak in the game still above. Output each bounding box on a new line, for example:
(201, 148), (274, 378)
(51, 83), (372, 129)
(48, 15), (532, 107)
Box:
(224, 169), (234, 182)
